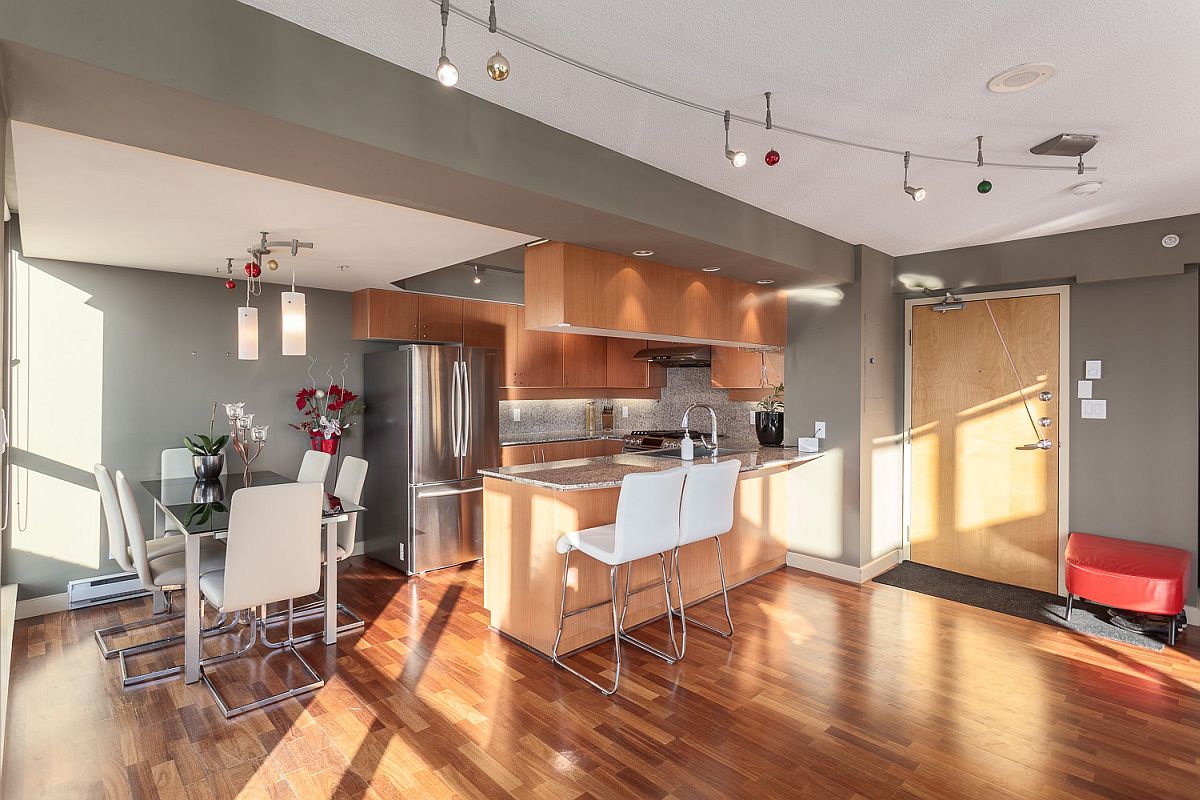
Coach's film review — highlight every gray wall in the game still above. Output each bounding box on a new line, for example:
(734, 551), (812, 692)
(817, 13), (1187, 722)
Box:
(1069, 270), (1198, 603)
(399, 264), (524, 304)
(3, 218), (385, 599)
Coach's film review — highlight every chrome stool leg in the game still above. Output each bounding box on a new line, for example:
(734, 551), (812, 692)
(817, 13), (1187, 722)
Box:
(551, 549), (623, 696)
(117, 609), (243, 687)
(95, 589), (181, 659)
(616, 553), (679, 664)
(201, 600), (325, 718)
(667, 537), (734, 659)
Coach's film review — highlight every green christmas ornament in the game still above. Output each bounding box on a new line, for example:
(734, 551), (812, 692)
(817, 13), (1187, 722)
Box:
(977, 179), (993, 194)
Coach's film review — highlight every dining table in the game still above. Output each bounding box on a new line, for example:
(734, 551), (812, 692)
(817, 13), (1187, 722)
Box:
(138, 469), (366, 684)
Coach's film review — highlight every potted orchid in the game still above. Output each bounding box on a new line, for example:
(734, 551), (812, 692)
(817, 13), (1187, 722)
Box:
(291, 382), (363, 455)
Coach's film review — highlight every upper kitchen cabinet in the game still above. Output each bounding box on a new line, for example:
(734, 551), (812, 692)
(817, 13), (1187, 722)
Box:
(417, 294), (464, 342)
(352, 289), (419, 340)
(524, 242), (786, 347)
(605, 337), (665, 388)
(509, 305), (564, 388)
(711, 347), (784, 389)
(562, 334), (608, 387)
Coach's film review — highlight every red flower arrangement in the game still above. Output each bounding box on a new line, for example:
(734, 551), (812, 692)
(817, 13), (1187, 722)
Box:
(291, 383), (364, 445)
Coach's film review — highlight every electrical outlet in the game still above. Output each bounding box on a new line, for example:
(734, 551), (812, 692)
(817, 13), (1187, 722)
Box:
(511, 407), (521, 422)
(815, 421), (827, 439)
(621, 405), (628, 418)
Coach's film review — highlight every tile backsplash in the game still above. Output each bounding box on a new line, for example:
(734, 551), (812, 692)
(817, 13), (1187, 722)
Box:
(498, 367), (765, 443)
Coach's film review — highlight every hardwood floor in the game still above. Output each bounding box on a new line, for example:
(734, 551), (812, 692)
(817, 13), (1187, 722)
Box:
(4, 559), (1199, 799)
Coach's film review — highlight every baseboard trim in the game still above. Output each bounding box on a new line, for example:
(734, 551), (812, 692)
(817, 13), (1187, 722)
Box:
(14, 592), (68, 621)
(1188, 606), (1198, 626)
(785, 550), (902, 584)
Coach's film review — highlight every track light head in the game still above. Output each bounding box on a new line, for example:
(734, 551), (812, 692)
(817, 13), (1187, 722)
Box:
(436, 0), (458, 86)
(902, 150), (926, 201)
(726, 148), (748, 168)
(472, 265), (483, 284)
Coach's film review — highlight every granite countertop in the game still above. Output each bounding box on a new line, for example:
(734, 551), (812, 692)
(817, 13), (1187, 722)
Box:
(499, 429), (628, 446)
(478, 445), (822, 490)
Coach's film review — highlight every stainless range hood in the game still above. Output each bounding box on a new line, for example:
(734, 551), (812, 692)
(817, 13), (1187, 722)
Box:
(632, 344), (712, 367)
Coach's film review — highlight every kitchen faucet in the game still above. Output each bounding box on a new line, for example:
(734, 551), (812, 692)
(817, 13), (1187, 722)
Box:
(681, 403), (719, 453)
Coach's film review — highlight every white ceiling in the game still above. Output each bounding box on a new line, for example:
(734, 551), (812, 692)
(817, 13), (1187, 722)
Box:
(238, 0), (1200, 256)
(10, 122), (536, 291)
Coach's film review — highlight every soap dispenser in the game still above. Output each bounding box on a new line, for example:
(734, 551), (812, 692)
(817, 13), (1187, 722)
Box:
(680, 436), (695, 461)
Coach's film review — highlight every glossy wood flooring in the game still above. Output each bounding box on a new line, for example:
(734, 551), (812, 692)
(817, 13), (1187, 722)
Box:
(5, 560), (1199, 799)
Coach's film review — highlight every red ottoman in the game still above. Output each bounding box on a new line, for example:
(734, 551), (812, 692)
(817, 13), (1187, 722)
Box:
(1065, 532), (1190, 645)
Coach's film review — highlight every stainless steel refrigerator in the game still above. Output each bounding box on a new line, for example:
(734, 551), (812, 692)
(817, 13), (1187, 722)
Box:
(363, 345), (499, 574)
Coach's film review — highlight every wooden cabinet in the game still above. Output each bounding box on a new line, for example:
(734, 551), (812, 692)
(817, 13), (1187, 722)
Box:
(711, 347), (783, 388)
(563, 334), (608, 387)
(524, 241), (786, 347)
(605, 338), (649, 388)
(510, 305), (564, 388)
(501, 438), (623, 466)
(417, 294), (464, 342)
(463, 299), (514, 380)
(352, 289), (418, 340)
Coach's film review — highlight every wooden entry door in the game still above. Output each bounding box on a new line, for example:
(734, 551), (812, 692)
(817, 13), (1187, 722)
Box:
(910, 294), (1061, 593)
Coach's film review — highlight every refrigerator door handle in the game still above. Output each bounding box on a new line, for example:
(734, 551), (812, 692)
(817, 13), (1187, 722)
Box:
(450, 359), (462, 458)
(415, 485), (483, 499)
(460, 360), (471, 461)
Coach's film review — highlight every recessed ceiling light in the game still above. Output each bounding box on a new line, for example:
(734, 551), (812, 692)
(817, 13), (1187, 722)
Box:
(632, 250), (654, 257)
(987, 63), (1056, 93)
(1070, 180), (1104, 196)
(756, 279), (774, 285)
(702, 266), (721, 272)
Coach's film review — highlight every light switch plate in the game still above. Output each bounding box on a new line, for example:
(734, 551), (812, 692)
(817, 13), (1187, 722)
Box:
(815, 421), (827, 439)
(1077, 380), (1093, 399)
(621, 406), (628, 418)
(511, 407), (521, 422)
(1085, 360), (1102, 379)
(1081, 399), (1107, 419)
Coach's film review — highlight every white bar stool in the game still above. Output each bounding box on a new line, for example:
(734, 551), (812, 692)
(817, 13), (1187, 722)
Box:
(198, 482), (325, 717)
(552, 467), (686, 695)
(670, 459), (740, 658)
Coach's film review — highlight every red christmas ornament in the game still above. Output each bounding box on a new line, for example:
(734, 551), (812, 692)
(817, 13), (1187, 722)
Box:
(765, 149), (781, 166)
(244, 262), (262, 278)
(225, 279), (237, 290)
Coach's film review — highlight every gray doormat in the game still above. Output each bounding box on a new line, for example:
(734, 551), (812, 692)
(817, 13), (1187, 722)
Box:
(872, 561), (1167, 651)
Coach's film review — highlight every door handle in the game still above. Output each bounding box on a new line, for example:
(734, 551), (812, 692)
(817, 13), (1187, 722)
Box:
(416, 485), (483, 499)
(450, 361), (462, 458)
(458, 362), (468, 455)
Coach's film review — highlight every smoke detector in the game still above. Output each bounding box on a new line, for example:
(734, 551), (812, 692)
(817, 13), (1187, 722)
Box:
(987, 63), (1056, 93)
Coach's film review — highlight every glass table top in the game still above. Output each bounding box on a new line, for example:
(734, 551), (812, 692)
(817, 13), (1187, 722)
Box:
(139, 470), (365, 535)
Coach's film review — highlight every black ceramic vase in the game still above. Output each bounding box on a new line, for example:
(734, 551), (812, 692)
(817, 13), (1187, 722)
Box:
(754, 411), (784, 446)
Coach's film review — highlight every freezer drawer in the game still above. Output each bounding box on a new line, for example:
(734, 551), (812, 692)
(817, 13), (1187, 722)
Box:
(409, 478), (484, 574)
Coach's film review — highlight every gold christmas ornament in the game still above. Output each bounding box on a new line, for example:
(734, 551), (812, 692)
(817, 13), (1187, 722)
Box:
(267, 259), (280, 271)
(487, 51), (510, 81)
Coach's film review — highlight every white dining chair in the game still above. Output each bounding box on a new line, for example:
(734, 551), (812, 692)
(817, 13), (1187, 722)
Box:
(552, 467), (686, 695)
(197, 481), (325, 717)
(93, 464), (187, 659)
(112, 470), (229, 686)
(297, 450), (332, 484)
(268, 456), (369, 642)
(669, 459), (740, 658)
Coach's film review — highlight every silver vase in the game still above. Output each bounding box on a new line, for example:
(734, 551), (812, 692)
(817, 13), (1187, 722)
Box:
(192, 453), (224, 481)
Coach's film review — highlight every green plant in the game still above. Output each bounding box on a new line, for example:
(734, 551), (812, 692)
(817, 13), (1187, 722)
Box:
(757, 383), (785, 413)
(184, 401), (229, 456)
(184, 501), (227, 527)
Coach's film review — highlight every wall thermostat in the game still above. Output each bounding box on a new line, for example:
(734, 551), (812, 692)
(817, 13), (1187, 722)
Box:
(1162, 233), (1180, 248)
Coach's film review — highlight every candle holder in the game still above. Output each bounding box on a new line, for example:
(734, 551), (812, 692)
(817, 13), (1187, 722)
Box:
(225, 402), (268, 483)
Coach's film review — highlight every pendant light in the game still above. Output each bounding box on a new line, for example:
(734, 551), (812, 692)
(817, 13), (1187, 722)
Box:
(763, 93), (780, 166)
(238, 268), (259, 360)
(486, 1), (510, 81)
(436, 0), (459, 87)
(903, 151), (926, 201)
(281, 243), (307, 356)
(724, 110), (747, 167)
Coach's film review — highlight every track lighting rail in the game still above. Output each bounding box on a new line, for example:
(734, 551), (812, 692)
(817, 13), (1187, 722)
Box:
(428, 0), (1095, 174)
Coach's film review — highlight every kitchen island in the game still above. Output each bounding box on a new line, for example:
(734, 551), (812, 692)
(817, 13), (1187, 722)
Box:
(479, 447), (821, 656)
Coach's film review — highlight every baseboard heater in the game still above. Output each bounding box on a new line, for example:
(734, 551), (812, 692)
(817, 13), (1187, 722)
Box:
(66, 572), (151, 610)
